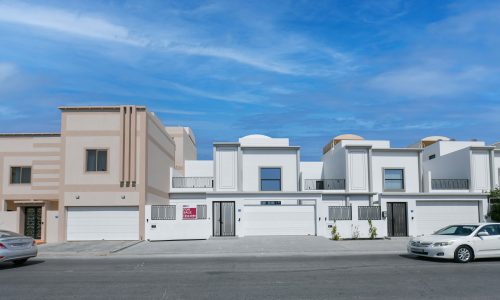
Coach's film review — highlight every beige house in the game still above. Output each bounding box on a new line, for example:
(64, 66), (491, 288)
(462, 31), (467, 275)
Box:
(0, 105), (195, 243)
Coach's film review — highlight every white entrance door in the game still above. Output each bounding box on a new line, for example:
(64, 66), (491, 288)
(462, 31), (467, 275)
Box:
(67, 207), (139, 241)
(415, 201), (479, 235)
(243, 205), (315, 236)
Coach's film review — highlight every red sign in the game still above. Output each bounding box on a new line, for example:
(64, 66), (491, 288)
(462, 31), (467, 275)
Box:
(183, 207), (197, 220)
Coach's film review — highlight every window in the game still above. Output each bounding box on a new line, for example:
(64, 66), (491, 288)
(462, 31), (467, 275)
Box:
(434, 225), (478, 236)
(328, 206), (352, 220)
(478, 225), (500, 236)
(151, 205), (176, 220)
(86, 149), (108, 172)
(358, 206), (381, 220)
(428, 154), (436, 160)
(10, 167), (31, 184)
(260, 168), (281, 191)
(384, 169), (404, 191)
(261, 201), (281, 205)
(196, 205), (207, 219)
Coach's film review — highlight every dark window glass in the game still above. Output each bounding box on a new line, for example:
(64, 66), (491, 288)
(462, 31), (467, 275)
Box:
(260, 168), (281, 191)
(86, 149), (107, 172)
(86, 150), (97, 171)
(10, 167), (31, 184)
(10, 167), (21, 184)
(429, 154), (436, 160)
(384, 169), (404, 190)
(21, 167), (31, 183)
(97, 150), (107, 171)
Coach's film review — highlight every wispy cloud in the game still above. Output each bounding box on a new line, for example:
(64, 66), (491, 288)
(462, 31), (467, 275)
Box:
(153, 108), (205, 116)
(0, 62), (17, 82)
(164, 81), (262, 104)
(0, 2), (145, 46)
(368, 66), (490, 97)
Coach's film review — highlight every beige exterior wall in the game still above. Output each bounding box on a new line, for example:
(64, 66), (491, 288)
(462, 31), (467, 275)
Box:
(1, 105), (194, 243)
(146, 114), (176, 205)
(165, 127), (196, 170)
(0, 135), (60, 242)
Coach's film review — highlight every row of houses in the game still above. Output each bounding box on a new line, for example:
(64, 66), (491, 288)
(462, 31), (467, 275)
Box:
(0, 105), (498, 242)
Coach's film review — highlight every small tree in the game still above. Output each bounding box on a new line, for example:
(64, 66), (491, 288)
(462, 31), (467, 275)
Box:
(489, 188), (500, 222)
(331, 220), (341, 240)
(368, 219), (378, 239)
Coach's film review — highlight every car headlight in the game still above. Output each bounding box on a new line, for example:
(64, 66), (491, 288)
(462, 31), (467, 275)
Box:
(433, 241), (454, 247)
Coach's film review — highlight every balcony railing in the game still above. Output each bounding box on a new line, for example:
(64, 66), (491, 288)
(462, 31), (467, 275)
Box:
(304, 179), (345, 190)
(431, 179), (469, 190)
(172, 177), (214, 188)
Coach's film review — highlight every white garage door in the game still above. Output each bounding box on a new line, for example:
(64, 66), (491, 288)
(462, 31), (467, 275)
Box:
(416, 201), (479, 235)
(67, 207), (139, 241)
(243, 205), (315, 236)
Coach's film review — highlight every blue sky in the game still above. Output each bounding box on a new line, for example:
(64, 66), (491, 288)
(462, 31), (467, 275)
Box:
(0, 0), (498, 160)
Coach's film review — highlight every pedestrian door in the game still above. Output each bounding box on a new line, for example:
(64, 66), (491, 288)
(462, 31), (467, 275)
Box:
(387, 202), (408, 237)
(213, 202), (235, 236)
(24, 206), (42, 239)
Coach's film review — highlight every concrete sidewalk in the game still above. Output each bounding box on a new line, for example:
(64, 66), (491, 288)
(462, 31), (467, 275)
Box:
(38, 236), (410, 258)
(38, 240), (142, 257)
(116, 236), (410, 258)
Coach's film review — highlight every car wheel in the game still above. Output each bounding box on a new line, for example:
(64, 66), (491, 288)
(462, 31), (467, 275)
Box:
(454, 246), (473, 263)
(12, 258), (28, 266)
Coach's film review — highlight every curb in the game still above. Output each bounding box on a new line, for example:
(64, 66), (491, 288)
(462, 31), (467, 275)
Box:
(110, 240), (144, 253)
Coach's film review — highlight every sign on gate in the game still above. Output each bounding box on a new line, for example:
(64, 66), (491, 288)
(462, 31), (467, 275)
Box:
(183, 206), (197, 220)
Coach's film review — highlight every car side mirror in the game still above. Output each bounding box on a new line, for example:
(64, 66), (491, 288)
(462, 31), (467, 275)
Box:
(477, 231), (489, 237)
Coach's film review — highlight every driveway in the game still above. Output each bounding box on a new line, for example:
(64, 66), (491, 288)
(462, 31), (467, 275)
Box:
(116, 236), (410, 258)
(38, 240), (142, 257)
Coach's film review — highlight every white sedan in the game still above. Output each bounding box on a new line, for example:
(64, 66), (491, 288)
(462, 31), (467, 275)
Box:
(408, 223), (500, 263)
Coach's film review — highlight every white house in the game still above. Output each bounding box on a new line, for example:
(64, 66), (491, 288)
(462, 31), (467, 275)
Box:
(146, 134), (494, 241)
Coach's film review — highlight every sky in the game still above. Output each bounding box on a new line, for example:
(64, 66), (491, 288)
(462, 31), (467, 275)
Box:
(0, 0), (498, 160)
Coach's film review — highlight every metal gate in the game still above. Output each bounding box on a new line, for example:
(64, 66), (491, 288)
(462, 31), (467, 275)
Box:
(213, 201), (235, 236)
(24, 206), (42, 239)
(387, 202), (408, 237)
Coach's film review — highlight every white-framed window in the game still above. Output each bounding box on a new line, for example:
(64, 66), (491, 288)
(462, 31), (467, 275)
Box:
(383, 169), (405, 191)
(86, 149), (108, 172)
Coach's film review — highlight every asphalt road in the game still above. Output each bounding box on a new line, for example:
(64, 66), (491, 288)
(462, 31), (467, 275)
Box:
(1, 254), (500, 300)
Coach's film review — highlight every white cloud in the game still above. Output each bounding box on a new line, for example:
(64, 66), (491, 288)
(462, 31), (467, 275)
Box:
(153, 108), (205, 116)
(0, 62), (17, 82)
(368, 66), (490, 97)
(0, 2), (145, 46)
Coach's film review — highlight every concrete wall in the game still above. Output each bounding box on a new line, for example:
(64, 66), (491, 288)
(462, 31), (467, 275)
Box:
(423, 148), (470, 180)
(215, 146), (238, 191)
(321, 145), (346, 180)
(346, 149), (369, 192)
(0, 211), (18, 231)
(471, 150), (491, 192)
(184, 160), (213, 177)
(241, 148), (299, 192)
(372, 151), (420, 193)
(165, 127), (196, 170)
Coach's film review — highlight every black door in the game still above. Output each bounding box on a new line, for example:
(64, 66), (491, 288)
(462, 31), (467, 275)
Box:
(24, 206), (42, 239)
(213, 202), (235, 236)
(387, 202), (407, 237)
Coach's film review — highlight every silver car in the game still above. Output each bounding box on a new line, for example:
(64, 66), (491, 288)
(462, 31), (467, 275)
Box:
(0, 230), (38, 265)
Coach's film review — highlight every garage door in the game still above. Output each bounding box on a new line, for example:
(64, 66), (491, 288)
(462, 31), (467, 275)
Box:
(416, 201), (479, 235)
(67, 207), (139, 241)
(243, 205), (315, 236)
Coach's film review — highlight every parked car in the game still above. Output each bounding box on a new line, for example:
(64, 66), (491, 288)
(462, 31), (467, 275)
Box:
(0, 230), (38, 265)
(408, 223), (500, 263)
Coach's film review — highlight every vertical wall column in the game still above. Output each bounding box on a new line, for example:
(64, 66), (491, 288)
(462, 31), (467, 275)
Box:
(120, 105), (138, 187)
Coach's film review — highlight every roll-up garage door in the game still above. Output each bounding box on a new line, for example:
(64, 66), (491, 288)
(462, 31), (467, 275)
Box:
(415, 201), (479, 235)
(67, 207), (139, 241)
(243, 205), (315, 236)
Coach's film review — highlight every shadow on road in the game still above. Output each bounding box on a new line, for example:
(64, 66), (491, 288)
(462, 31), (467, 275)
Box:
(0, 259), (45, 270)
(400, 254), (500, 264)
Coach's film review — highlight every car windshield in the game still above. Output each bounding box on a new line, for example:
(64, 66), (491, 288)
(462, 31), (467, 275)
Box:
(434, 225), (479, 236)
(0, 230), (22, 238)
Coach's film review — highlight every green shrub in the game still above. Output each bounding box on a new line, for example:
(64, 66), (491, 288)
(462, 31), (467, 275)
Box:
(368, 219), (378, 239)
(331, 221), (341, 240)
(491, 204), (500, 222)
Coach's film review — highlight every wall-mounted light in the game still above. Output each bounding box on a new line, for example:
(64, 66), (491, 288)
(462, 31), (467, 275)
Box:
(75, 195), (80, 200)
(121, 195), (126, 199)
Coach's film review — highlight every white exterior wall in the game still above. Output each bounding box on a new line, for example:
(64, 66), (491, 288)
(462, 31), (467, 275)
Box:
(495, 152), (500, 188)
(372, 151), (420, 193)
(241, 149), (298, 192)
(184, 160), (213, 177)
(215, 146), (238, 191)
(300, 162), (323, 188)
(423, 148), (471, 182)
(321, 146), (346, 180)
(471, 150), (491, 192)
(347, 149), (369, 192)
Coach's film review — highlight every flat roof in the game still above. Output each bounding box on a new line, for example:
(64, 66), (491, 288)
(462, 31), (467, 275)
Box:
(58, 105), (147, 111)
(0, 133), (60, 137)
(372, 148), (423, 152)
